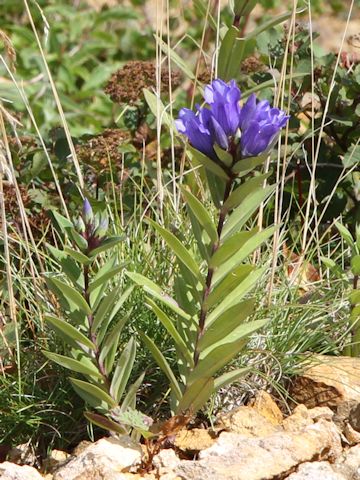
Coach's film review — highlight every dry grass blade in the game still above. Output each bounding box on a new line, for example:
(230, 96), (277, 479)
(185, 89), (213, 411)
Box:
(0, 110), (21, 396)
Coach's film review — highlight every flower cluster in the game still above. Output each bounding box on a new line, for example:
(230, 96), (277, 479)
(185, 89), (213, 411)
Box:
(176, 79), (289, 163)
(76, 199), (109, 253)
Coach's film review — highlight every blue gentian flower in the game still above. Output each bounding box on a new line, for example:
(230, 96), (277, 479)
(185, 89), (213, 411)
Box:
(239, 93), (289, 157)
(175, 79), (289, 164)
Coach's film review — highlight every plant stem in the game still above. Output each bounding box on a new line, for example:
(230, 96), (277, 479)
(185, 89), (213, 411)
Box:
(83, 263), (111, 386)
(193, 176), (234, 365)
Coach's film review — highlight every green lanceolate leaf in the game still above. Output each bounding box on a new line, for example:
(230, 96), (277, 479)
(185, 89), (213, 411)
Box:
(89, 264), (126, 293)
(176, 377), (214, 415)
(188, 146), (230, 180)
(99, 327), (122, 375)
(222, 185), (275, 239)
(84, 412), (127, 435)
(47, 244), (84, 288)
(335, 221), (354, 250)
(226, 37), (256, 81)
(52, 210), (73, 233)
(214, 144), (233, 168)
(247, 8), (304, 38)
(43, 351), (101, 378)
(140, 332), (182, 401)
(147, 219), (203, 285)
(92, 285), (121, 332)
(242, 73), (307, 100)
(69, 229), (88, 251)
(213, 226), (276, 283)
(50, 277), (91, 315)
(209, 229), (257, 268)
(158, 37), (195, 81)
(145, 297), (194, 368)
(206, 170), (226, 209)
(126, 272), (191, 320)
(70, 378), (117, 408)
(214, 366), (250, 391)
(181, 186), (218, 245)
(198, 299), (256, 351)
(64, 246), (91, 264)
(121, 372), (145, 412)
(187, 208), (211, 262)
(174, 266), (203, 323)
(144, 89), (173, 131)
(232, 153), (268, 175)
(207, 267), (265, 325)
(110, 337), (137, 403)
(190, 320), (267, 382)
(206, 264), (255, 309)
(232, 0), (257, 17)
(44, 315), (95, 351)
(350, 290), (360, 305)
(217, 25), (238, 80)
(193, 0), (218, 32)
(351, 255), (360, 276)
(90, 236), (123, 257)
(97, 290), (134, 345)
(90, 256), (117, 307)
(224, 173), (271, 212)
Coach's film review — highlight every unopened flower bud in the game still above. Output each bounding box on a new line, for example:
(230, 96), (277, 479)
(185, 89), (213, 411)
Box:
(82, 198), (93, 224)
(94, 216), (108, 240)
(75, 216), (86, 234)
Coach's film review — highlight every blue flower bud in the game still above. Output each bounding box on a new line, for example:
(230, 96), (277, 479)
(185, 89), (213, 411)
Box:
(82, 198), (93, 224)
(94, 216), (109, 240)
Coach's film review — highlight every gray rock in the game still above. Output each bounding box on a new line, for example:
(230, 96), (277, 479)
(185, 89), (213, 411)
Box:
(0, 462), (43, 480)
(286, 462), (347, 480)
(53, 436), (142, 480)
(335, 444), (360, 479)
(174, 419), (342, 480)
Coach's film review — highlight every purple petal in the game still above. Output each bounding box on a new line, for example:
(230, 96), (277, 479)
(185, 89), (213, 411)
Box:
(239, 94), (257, 130)
(209, 116), (229, 150)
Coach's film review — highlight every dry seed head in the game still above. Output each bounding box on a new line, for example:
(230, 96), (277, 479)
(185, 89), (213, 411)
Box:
(104, 61), (181, 105)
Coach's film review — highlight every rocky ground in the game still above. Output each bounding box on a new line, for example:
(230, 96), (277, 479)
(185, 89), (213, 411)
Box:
(2, 355), (360, 479)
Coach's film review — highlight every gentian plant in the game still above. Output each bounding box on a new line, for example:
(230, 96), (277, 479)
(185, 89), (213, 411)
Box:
(129, 79), (289, 415)
(43, 199), (152, 437)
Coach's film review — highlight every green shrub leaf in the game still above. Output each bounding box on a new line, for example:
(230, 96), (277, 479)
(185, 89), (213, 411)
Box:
(214, 367), (250, 391)
(176, 377), (214, 415)
(145, 297), (194, 368)
(84, 412), (127, 435)
(43, 351), (101, 378)
(198, 299), (256, 351)
(140, 332), (182, 401)
(188, 146), (229, 180)
(222, 185), (275, 239)
(70, 378), (117, 408)
(110, 337), (137, 403)
(126, 272), (191, 320)
(181, 186), (218, 245)
(44, 315), (95, 351)
(50, 278), (91, 315)
(147, 219), (203, 285)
